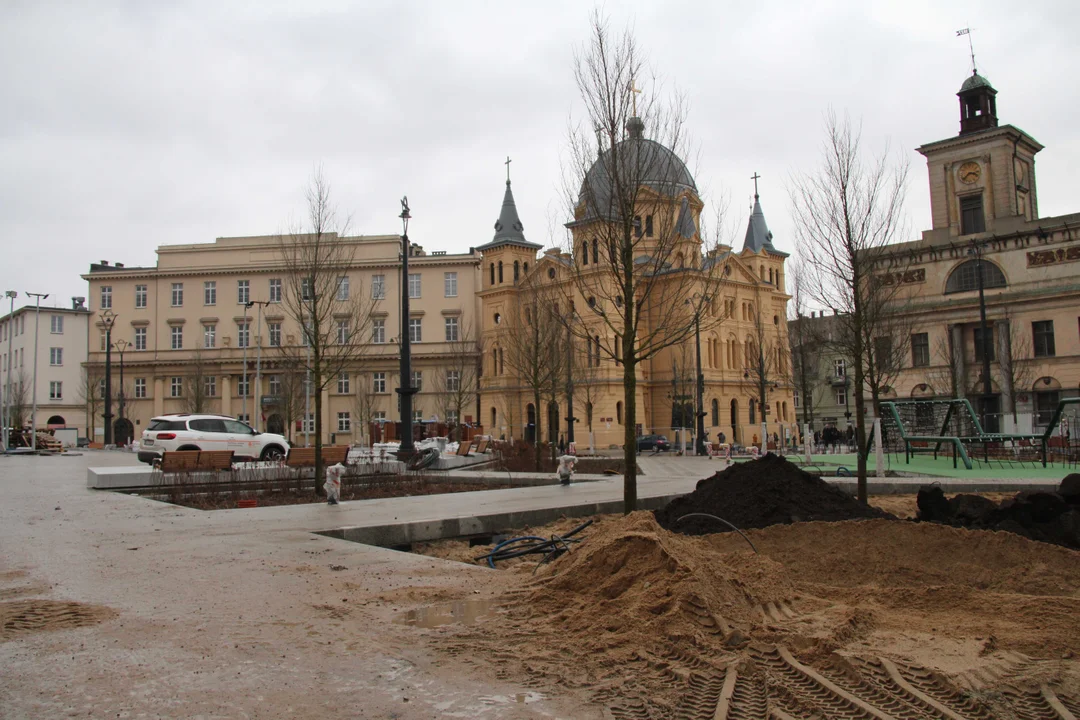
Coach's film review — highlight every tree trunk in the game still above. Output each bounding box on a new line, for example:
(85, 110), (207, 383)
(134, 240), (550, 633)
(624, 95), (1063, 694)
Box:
(314, 362), (325, 497)
(623, 353), (637, 514)
(853, 344), (869, 505)
(533, 388), (542, 472)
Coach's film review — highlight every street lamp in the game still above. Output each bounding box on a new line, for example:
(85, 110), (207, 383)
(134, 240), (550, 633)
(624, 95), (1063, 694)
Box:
(3, 290), (16, 451)
(396, 196), (417, 457)
(687, 295), (710, 455)
(241, 301), (251, 423)
(101, 308), (117, 446)
(245, 300), (271, 431)
(113, 339), (131, 443)
(968, 240), (994, 435)
(27, 291), (49, 451)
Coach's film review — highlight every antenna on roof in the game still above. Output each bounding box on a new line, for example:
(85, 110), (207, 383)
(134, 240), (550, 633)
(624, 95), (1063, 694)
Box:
(956, 27), (976, 74)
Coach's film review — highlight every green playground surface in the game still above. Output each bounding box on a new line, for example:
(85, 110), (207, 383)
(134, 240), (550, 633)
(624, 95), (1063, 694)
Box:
(761, 452), (1074, 480)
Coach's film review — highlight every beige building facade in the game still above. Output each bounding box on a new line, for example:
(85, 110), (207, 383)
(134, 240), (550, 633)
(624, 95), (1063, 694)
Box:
(875, 70), (1080, 433)
(82, 235), (482, 445)
(477, 125), (796, 451)
(1, 299), (91, 440)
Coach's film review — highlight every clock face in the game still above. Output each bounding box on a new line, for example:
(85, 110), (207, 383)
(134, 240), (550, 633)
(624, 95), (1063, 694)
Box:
(959, 161), (981, 184)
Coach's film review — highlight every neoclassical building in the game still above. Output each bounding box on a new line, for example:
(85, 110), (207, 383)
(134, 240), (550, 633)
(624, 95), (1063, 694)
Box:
(875, 69), (1080, 433)
(477, 116), (795, 450)
(82, 235), (482, 444)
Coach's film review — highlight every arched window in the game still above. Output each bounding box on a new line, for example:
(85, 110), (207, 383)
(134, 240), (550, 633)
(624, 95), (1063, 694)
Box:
(492, 348), (498, 374)
(489, 263), (495, 286)
(768, 268), (773, 284)
(782, 401), (788, 421)
(493, 312), (501, 325)
(944, 259), (1007, 294)
(513, 260), (520, 281)
(582, 242), (589, 265)
(616, 401), (623, 425)
(711, 399), (719, 426)
(592, 238), (599, 264)
(523, 262), (529, 275)
(498, 261), (504, 283)
(490, 407), (497, 431)
(499, 348), (504, 375)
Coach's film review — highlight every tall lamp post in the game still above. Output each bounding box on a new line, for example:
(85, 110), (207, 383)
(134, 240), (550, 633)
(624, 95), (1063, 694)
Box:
(687, 295), (710, 455)
(101, 309), (117, 446)
(396, 197), (417, 457)
(113, 339), (131, 433)
(3, 290), (16, 451)
(245, 300), (271, 431)
(27, 291), (49, 451)
(969, 240), (994, 434)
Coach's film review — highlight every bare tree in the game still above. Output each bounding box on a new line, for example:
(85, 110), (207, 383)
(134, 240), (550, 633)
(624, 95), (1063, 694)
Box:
(743, 306), (789, 448)
(925, 334), (962, 401)
(431, 319), (480, 442)
(270, 360), (309, 444)
(791, 111), (910, 503)
(788, 265), (823, 432)
(79, 365), (104, 440)
(500, 279), (565, 470)
(863, 306), (917, 423)
(276, 169), (380, 490)
(561, 14), (727, 511)
(571, 332), (601, 453)
(351, 373), (379, 447)
(666, 342), (696, 452)
(8, 369), (30, 430)
(999, 315), (1035, 425)
(181, 348), (215, 414)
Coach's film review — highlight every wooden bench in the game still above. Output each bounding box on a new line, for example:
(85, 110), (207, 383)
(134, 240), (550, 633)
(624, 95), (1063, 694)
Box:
(474, 438), (490, 454)
(455, 440), (474, 457)
(285, 446), (349, 469)
(157, 450), (234, 473)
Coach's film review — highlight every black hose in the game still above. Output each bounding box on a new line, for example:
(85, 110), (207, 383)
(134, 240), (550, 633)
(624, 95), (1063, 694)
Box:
(673, 513), (758, 554)
(475, 519), (595, 568)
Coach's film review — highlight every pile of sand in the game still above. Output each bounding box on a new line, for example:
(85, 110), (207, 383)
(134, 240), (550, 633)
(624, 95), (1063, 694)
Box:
(518, 512), (790, 648)
(655, 453), (894, 534)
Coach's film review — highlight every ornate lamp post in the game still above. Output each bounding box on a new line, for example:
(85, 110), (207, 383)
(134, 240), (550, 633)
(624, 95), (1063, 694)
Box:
(245, 300), (271, 431)
(26, 291), (49, 451)
(113, 339), (131, 435)
(686, 295), (711, 455)
(396, 197), (417, 457)
(968, 240), (994, 434)
(101, 309), (117, 446)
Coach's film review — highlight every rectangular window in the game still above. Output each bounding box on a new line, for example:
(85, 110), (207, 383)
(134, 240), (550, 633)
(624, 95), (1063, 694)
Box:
(170, 377), (183, 397)
(374, 411), (386, 422)
(645, 215), (654, 237)
(446, 370), (460, 392)
(301, 277), (312, 301)
(408, 273), (421, 299)
(337, 373), (350, 394)
(836, 389), (847, 406)
(336, 319), (349, 345)
(203, 323), (216, 349)
(372, 274), (385, 299)
(447, 409), (459, 425)
(236, 375), (249, 397)
(411, 370), (422, 392)
(834, 358), (846, 377)
(1035, 391), (1060, 428)
(171, 326), (183, 350)
(1033, 320), (1055, 358)
(444, 272), (457, 298)
(973, 326), (995, 362)
(268, 322), (281, 347)
(302, 413), (315, 433)
(236, 414), (250, 425)
(205, 375), (216, 397)
(793, 389), (800, 408)
(135, 284), (147, 308)
(336, 276), (349, 301)
(412, 409), (423, 423)
(50, 315), (63, 334)
(171, 283), (184, 307)
(49, 381), (62, 400)
(204, 281), (216, 306)
(874, 336), (893, 373)
(444, 316), (459, 342)
(911, 332), (930, 367)
(134, 327), (146, 351)
(960, 194), (986, 235)
(269, 278), (282, 303)
(237, 280), (250, 304)
(373, 372), (386, 393)
(49, 347), (62, 366)
(100, 286), (112, 309)
(372, 319), (385, 344)
(268, 375), (281, 395)
(409, 318), (421, 343)
(237, 321), (250, 348)
(134, 378), (146, 398)
(337, 412), (351, 432)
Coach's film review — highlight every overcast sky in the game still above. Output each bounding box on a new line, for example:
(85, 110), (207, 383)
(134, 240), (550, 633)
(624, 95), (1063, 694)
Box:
(2, 0), (1078, 312)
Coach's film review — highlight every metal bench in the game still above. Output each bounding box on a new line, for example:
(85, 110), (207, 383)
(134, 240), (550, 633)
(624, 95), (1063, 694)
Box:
(284, 446), (349, 468)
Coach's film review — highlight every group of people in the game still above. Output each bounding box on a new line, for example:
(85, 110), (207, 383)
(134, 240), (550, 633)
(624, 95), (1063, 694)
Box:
(813, 425), (855, 452)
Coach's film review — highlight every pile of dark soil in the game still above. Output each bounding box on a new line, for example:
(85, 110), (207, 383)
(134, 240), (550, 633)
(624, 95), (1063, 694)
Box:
(917, 474), (1080, 549)
(655, 453), (895, 535)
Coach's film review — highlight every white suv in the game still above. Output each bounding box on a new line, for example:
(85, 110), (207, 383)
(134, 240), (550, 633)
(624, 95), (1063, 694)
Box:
(138, 414), (290, 465)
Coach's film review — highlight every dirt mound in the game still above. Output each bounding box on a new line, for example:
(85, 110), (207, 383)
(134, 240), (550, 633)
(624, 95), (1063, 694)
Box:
(917, 485), (1080, 549)
(517, 512), (792, 649)
(655, 453), (894, 534)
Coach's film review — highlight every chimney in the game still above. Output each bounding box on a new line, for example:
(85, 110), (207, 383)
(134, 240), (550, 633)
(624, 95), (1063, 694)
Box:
(100, 260), (109, 266)
(72, 297), (86, 310)
(115, 262), (125, 268)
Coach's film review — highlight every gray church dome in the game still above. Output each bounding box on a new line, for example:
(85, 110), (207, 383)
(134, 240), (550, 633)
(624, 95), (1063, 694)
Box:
(959, 72), (993, 93)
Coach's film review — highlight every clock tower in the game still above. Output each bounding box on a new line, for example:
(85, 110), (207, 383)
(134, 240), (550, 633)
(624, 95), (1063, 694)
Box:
(916, 71), (1043, 238)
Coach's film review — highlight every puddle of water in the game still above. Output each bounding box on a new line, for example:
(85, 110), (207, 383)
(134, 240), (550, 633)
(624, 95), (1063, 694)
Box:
(480, 692), (547, 706)
(394, 597), (501, 628)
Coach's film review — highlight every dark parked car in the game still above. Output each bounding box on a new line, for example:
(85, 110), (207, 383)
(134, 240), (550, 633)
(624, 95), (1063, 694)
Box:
(76, 437), (90, 448)
(636, 434), (670, 453)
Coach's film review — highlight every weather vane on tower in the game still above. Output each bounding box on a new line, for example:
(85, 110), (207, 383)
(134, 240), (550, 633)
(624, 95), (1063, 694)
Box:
(956, 27), (977, 74)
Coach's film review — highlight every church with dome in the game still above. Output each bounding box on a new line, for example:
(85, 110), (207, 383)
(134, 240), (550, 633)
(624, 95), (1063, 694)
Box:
(477, 113), (795, 451)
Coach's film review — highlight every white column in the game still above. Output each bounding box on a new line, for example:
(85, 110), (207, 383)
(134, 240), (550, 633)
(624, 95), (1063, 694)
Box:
(874, 419), (885, 478)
